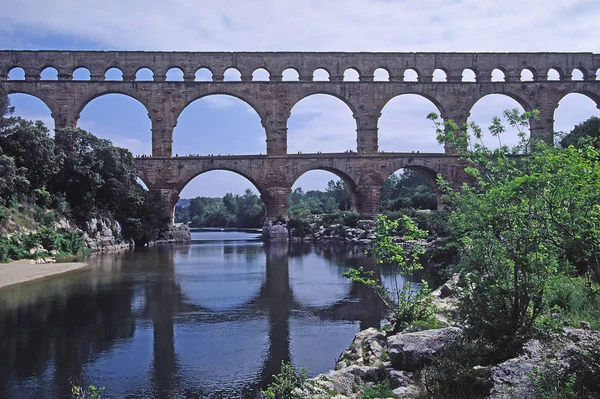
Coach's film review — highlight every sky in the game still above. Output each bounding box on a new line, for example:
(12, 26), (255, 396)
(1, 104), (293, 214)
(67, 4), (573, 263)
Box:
(2, 0), (600, 198)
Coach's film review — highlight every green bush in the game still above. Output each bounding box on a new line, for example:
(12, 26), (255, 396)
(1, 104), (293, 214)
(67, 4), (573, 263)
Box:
(261, 361), (307, 399)
(341, 211), (361, 228)
(544, 274), (600, 330)
(287, 217), (312, 237)
(361, 379), (395, 398)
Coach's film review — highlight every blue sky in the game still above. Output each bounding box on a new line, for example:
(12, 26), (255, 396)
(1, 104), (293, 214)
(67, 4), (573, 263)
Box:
(2, 0), (600, 198)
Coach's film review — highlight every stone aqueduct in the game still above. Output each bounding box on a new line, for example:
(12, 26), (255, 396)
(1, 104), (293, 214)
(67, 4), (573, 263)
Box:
(1, 51), (600, 223)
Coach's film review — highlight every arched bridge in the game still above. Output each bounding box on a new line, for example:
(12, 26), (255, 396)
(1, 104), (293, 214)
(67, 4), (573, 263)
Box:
(1, 51), (599, 221)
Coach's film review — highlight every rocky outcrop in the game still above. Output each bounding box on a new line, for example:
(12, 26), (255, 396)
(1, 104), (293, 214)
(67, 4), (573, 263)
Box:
(490, 328), (600, 398)
(262, 221), (290, 241)
(82, 217), (133, 251)
(297, 327), (462, 398)
(387, 327), (462, 372)
(152, 225), (191, 244)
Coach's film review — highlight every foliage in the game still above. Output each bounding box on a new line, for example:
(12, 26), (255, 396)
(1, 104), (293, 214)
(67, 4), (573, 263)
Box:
(71, 383), (105, 399)
(430, 108), (600, 356)
(560, 116), (600, 150)
(381, 169), (437, 211)
(544, 274), (600, 330)
(345, 215), (435, 333)
(0, 227), (88, 262)
(360, 379), (395, 398)
(261, 361), (307, 399)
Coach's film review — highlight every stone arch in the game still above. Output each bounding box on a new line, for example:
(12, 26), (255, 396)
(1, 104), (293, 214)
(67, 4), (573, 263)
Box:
(6, 91), (56, 130)
(179, 167), (267, 198)
(252, 68), (270, 81)
(491, 68), (506, 82)
(432, 69), (447, 82)
(521, 68), (536, 81)
(290, 167), (359, 212)
(462, 68), (477, 82)
(224, 68), (242, 81)
(287, 92), (358, 154)
(571, 68), (585, 81)
(374, 68), (390, 81)
(547, 68), (561, 81)
(378, 93), (445, 153)
(467, 93), (531, 149)
(403, 68), (419, 82)
(380, 166), (441, 211)
(343, 68), (360, 82)
(195, 67), (213, 81)
(554, 92), (600, 136)
(135, 67), (154, 81)
(7, 67), (25, 80)
(313, 68), (330, 81)
(166, 67), (184, 81)
(282, 68), (300, 81)
(105, 67), (123, 81)
(40, 66), (58, 80)
(174, 94), (266, 156)
(72, 67), (91, 80)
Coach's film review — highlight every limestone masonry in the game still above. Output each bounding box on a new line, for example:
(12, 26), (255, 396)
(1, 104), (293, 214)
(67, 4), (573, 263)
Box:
(1, 51), (598, 222)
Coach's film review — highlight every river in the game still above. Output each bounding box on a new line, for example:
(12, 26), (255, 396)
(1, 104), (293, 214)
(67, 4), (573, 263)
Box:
(0, 230), (388, 399)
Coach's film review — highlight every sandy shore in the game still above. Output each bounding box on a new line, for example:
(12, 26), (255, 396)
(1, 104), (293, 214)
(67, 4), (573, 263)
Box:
(0, 259), (87, 289)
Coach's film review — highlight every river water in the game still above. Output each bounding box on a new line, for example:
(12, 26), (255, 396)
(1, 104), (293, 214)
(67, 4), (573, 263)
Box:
(0, 230), (387, 399)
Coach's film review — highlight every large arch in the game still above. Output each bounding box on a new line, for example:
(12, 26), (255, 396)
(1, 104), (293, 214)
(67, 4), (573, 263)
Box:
(6, 92), (55, 131)
(287, 93), (357, 154)
(378, 94), (445, 153)
(77, 93), (152, 156)
(554, 93), (600, 139)
(177, 169), (266, 228)
(290, 168), (358, 214)
(467, 94), (530, 149)
(173, 94), (266, 156)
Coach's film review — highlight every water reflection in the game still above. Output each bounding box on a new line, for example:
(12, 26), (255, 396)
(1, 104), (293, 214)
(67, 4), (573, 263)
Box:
(0, 232), (385, 399)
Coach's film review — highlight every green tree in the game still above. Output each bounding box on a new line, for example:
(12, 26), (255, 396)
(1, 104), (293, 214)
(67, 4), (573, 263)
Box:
(560, 116), (600, 149)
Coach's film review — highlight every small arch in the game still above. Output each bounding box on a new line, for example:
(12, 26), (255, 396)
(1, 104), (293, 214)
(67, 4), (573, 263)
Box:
(373, 68), (390, 82)
(72, 67), (91, 80)
(288, 93), (356, 154)
(547, 68), (561, 81)
(491, 68), (506, 82)
(135, 68), (154, 81)
(381, 168), (439, 212)
(432, 69), (447, 82)
(7, 93), (55, 130)
(596, 68), (600, 80)
(224, 68), (242, 81)
(252, 68), (270, 81)
(571, 68), (584, 81)
(105, 67), (123, 81)
(195, 67), (213, 81)
(282, 68), (300, 81)
(343, 68), (360, 82)
(403, 69), (419, 82)
(166, 67), (184, 81)
(462, 68), (476, 82)
(40, 67), (58, 80)
(8, 67), (25, 80)
(313, 68), (330, 82)
(291, 169), (357, 214)
(521, 68), (535, 81)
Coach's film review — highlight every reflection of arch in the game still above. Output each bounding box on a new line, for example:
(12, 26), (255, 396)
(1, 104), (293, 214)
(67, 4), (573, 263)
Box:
(290, 167), (359, 211)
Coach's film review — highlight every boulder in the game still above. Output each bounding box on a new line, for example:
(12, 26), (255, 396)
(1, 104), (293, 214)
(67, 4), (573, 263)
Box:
(387, 327), (462, 371)
(153, 225), (191, 244)
(336, 328), (388, 369)
(262, 222), (289, 241)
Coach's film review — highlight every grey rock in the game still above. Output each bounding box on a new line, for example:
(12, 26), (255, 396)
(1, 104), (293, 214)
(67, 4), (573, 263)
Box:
(387, 327), (462, 371)
(262, 222), (289, 241)
(336, 327), (387, 369)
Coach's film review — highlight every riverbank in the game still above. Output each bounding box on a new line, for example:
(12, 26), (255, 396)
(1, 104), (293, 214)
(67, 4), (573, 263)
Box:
(0, 259), (87, 289)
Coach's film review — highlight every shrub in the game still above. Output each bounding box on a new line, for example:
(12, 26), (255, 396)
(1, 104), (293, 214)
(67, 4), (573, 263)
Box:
(341, 211), (361, 228)
(261, 361), (307, 399)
